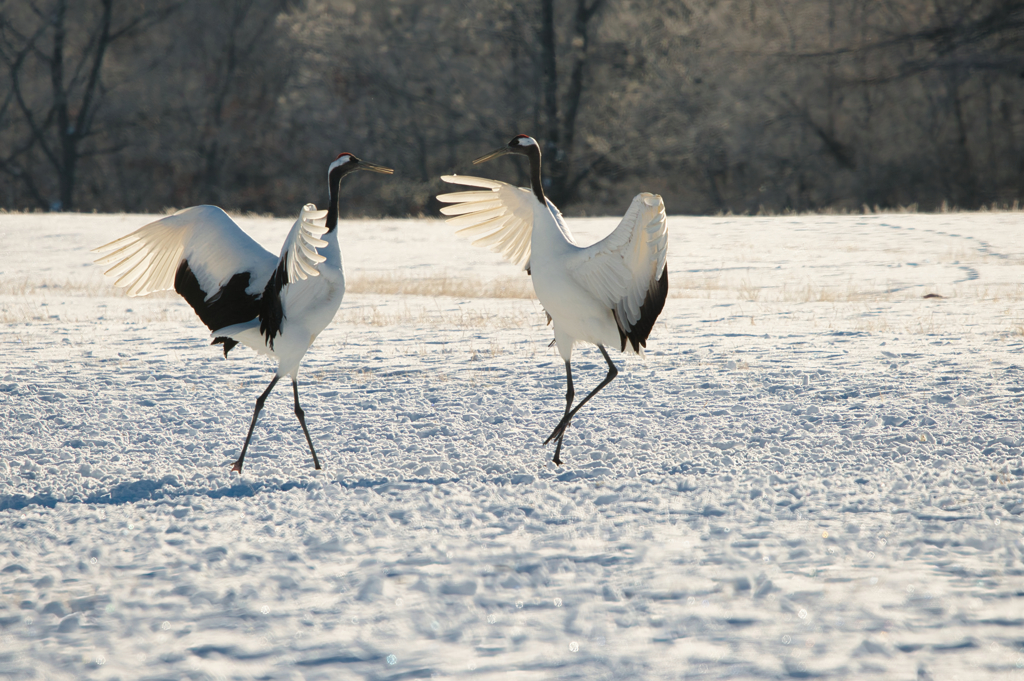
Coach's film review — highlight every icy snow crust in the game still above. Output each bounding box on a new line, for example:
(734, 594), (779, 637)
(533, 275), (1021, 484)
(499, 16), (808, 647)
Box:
(1, 211), (1023, 680)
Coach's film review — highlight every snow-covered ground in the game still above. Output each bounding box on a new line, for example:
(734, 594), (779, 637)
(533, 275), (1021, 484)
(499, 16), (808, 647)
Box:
(1, 208), (1023, 680)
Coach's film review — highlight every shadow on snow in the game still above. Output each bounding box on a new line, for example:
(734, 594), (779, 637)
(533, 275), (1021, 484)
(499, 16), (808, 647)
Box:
(0, 475), (462, 511)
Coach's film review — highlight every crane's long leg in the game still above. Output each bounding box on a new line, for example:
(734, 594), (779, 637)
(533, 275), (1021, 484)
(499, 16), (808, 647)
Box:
(292, 379), (321, 470)
(232, 375), (280, 473)
(551, 361), (574, 466)
(544, 345), (618, 452)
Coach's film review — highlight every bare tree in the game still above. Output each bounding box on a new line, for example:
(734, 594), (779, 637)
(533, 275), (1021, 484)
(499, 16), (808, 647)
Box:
(0, 0), (177, 211)
(173, 0), (297, 208)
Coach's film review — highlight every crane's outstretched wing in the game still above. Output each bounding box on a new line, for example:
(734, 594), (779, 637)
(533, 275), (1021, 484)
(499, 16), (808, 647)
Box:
(281, 204), (329, 282)
(437, 175), (545, 272)
(93, 205), (277, 299)
(94, 204), (335, 355)
(565, 193), (669, 353)
(93, 205), (281, 357)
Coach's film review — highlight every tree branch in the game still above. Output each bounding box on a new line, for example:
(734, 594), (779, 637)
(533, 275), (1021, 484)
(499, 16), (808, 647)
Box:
(9, 27), (59, 170)
(74, 0), (113, 140)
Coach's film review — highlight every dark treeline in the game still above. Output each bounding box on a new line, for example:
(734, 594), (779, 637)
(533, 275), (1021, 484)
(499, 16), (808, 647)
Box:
(2, 0), (1023, 217)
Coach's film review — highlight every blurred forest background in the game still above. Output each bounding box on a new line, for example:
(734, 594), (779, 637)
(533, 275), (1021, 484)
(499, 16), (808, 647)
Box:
(1, 0), (1023, 217)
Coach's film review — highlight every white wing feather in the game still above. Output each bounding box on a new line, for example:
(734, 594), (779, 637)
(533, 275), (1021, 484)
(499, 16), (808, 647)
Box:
(437, 175), (537, 270)
(565, 193), (668, 332)
(92, 205), (277, 298)
(282, 204), (329, 283)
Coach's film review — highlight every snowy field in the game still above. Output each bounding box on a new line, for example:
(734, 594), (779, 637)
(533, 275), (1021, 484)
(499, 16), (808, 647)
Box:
(1, 207), (1024, 681)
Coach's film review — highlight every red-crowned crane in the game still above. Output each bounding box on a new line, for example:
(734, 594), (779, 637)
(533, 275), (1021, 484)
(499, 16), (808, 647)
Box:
(437, 135), (668, 466)
(93, 153), (393, 472)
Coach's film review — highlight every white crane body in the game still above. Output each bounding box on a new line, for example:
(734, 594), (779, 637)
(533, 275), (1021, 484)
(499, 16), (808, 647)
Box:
(216, 225), (347, 377)
(528, 207), (619, 361)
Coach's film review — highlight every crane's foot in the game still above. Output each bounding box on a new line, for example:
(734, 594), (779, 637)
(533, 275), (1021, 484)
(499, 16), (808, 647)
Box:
(544, 417), (570, 446)
(546, 418), (570, 466)
(552, 435), (564, 467)
(230, 460), (244, 474)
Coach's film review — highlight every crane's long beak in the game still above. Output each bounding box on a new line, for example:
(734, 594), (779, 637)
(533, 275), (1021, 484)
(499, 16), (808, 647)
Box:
(360, 160), (394, 174)
(473, 147), (510, 165)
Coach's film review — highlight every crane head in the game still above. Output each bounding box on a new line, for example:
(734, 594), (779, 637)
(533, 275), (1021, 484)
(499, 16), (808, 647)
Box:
(329, 153), (394, 178)
(473, 135), (540, 165)
(507, 134), (538, 149)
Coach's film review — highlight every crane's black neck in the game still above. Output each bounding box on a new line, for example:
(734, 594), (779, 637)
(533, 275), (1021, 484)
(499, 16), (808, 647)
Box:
(522, 145), (545, 203)
(325, 165), (354, 233)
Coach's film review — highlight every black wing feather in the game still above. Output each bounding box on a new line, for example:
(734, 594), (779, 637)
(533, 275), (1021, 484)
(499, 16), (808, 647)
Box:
(174, 260), (261, 357)
(618, 267), (668, 353)
(259, 258), (288, 350)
